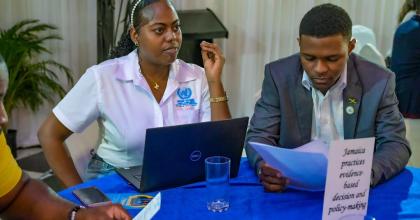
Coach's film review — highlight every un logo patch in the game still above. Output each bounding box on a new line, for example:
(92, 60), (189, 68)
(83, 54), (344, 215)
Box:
(176, 87), (197, 109)
(177, 87), (192, 100)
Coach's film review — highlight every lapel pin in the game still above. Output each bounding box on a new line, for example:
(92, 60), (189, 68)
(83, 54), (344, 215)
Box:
(346, 106), (355, 115)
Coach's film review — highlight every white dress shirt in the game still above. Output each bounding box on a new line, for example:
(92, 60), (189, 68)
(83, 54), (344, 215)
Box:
(53, 49), (211, 167)
(301, 66), (347, 144)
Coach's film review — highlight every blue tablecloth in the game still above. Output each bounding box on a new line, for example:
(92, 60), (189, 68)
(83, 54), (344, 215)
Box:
(59, 159), (420, 219)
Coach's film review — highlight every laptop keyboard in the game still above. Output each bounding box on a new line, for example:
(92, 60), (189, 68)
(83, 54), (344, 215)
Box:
(134, 174), (142, 181)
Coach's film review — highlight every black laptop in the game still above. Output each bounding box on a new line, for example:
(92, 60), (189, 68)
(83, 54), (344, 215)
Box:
(116, 117), (249, 192)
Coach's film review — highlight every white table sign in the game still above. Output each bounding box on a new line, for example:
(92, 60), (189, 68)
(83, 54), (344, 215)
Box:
(322, 137), (375, 220)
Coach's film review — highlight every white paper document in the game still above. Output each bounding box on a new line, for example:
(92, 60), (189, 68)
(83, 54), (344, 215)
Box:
(249, 140), (329, 191)
(133, 192), (161, 220)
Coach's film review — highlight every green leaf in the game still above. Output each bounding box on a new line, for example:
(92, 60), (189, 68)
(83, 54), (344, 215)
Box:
(0, 19), (74, 114)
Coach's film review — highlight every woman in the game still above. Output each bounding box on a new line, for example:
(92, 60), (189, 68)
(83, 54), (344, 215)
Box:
(38, 0), (231, 187)
(399, 0), (417, 24)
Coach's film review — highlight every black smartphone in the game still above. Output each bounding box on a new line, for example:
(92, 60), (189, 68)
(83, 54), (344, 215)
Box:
(72, 186), (111, 207)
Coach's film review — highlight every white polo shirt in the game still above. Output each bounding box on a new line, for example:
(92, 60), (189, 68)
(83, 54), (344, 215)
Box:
(53, 50), (211, 167)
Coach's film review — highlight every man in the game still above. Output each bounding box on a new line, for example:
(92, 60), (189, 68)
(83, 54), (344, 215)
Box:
(245, 3), (410, 192)
(0, 55), (131, 219)
(391, 0), (420, 167)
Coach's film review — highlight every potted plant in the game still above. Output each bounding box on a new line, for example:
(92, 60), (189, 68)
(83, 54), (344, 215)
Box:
(0, 19), (74, 157)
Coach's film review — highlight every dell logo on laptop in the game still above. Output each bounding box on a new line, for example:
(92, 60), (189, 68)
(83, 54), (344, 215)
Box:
(190, 150), (202, 161)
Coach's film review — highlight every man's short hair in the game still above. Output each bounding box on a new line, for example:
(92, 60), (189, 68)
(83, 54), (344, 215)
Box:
(299, 3), (352, 40)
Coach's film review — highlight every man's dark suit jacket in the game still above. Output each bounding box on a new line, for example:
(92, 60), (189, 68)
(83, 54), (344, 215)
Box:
(245, 53), (411, 187)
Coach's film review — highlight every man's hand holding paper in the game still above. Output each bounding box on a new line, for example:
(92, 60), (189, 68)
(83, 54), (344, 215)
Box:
(250, 141), (329, 192)
(257, 161), (289, 192)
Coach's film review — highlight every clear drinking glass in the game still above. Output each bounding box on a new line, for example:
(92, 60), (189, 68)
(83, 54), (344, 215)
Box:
(205, 156), (230, 212)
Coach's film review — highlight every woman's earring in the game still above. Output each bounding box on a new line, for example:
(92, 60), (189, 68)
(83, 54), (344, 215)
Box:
(134, 42), (139, 47)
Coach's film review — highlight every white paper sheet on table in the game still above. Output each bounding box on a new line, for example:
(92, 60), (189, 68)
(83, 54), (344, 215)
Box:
(133, 192), (161, 220)
(249, 140), (329, 191)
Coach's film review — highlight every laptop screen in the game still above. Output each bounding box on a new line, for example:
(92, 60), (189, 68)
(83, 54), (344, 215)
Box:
(138, 117), (249, 192)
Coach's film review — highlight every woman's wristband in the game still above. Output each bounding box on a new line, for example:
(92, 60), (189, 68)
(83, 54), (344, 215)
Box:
(210, 92), (228, 103)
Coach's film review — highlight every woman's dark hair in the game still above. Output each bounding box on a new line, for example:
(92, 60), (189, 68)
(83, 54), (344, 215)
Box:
(398, 0), (417, 23)
(299, 3), (352, 41)
(109, 0), (174, 59)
